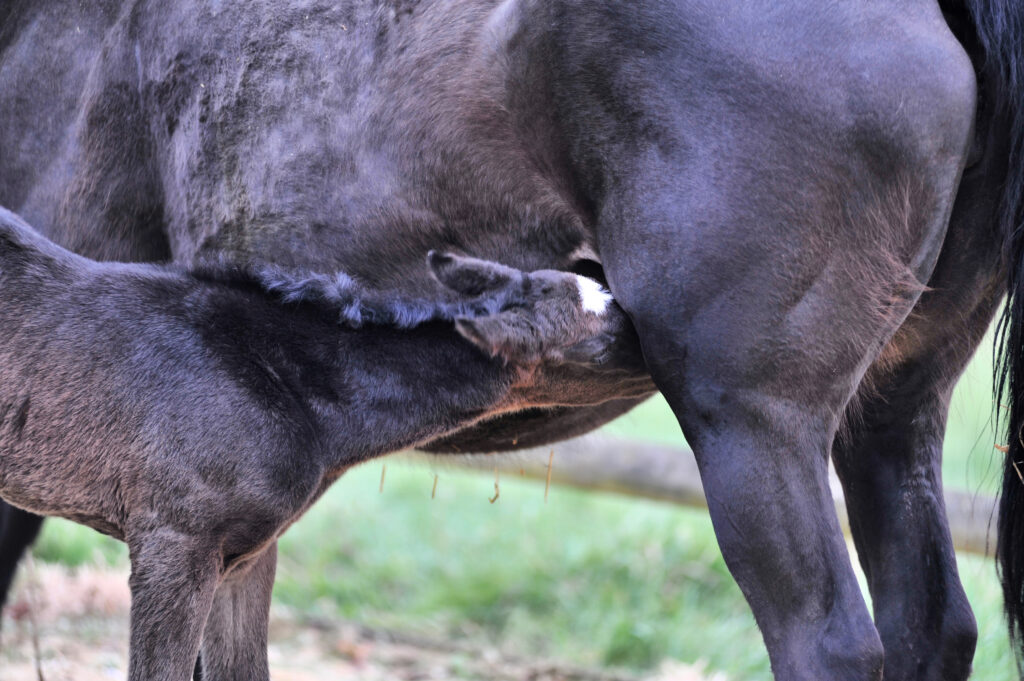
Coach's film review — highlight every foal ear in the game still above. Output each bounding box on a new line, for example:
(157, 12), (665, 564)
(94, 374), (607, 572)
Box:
(428, 251), (518, 296)
(454, 316), (509, 360)
(454, 314), (539, 364)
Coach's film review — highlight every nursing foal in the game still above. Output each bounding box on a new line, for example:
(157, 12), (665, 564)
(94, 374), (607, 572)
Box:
(0, 206), (650, 681)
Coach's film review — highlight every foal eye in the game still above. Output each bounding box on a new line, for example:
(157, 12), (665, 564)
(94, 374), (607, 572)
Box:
(570, 259), (607, 287)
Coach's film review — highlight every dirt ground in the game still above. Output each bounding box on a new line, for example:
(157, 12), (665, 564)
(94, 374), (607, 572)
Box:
(0, 563), (721, 681)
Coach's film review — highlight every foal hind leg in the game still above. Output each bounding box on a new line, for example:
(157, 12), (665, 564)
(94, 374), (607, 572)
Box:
(0, 504), (43, 617)
(127, 531), (220, 681)
(198, 543), (277, 681)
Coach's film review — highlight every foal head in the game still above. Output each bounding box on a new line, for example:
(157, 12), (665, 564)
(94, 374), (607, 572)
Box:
(429, 252), (652, 407)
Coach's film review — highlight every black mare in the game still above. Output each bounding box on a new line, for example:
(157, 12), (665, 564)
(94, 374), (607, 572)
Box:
(1, 1), (1024, 680)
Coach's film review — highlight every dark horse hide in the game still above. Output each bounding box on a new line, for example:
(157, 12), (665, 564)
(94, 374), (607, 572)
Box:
(0, 205), (650, 680)
(2, 0), (1024, 679)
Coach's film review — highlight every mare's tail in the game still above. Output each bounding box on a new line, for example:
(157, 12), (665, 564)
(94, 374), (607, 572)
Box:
(963, 0), (1024, 662)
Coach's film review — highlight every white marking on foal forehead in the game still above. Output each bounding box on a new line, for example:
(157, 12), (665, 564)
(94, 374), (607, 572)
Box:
(575, 275), (612, 315)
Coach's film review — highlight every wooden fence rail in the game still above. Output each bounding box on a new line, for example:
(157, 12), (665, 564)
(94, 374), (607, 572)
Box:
(413, 436), (998, 557)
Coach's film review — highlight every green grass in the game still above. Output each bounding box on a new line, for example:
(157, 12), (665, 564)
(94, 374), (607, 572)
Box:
(29, 339), (1017, 679)
(31, 517), (128, 568)
(275, 464), (768, 676)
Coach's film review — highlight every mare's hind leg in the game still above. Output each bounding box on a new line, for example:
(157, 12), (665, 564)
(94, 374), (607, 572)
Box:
(0, 504), (43, 619)
(598, 179), (937, 679)
(829, 223), (1001, 681)
(833, 377), (977, 681)
(127, 532), (220, 681)
(625, 321), (885, 679)
(198, 543), (277, 681)
(591, 32), (972, 674)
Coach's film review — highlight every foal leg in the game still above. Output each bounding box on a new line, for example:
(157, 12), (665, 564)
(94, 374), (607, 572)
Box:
(0, 504), (43, 615)
(198, 543), (277, 681)
(127, 532), (220, 681)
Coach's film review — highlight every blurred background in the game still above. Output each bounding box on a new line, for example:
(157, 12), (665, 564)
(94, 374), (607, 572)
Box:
(0, 332), (1013, 680)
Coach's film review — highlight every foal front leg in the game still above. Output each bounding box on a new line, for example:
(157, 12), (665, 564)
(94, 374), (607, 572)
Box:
(128, 531), (220, 681)
(198, 543), (277, 681)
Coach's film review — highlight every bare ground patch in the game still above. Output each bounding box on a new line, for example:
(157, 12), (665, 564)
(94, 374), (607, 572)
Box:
(0, 563), (721, 681)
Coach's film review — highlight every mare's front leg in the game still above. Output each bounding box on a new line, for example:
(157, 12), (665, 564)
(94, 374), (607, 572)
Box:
(127, 531), (220, 681)
(198, 543), (277, 681)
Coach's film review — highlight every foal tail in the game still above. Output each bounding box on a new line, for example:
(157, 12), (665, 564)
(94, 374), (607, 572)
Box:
(0, 206), (72, 261)
(0, 206), (85, 282)
(965, 0), (1024, 662)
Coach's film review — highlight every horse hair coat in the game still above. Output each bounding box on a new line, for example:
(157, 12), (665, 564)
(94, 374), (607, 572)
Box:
(0, 205), (651, 680)
(2, 1), (1024, 679)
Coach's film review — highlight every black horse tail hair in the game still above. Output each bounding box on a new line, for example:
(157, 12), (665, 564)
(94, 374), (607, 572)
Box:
(0, 205), (78, 264)
(965, 0), (1024, 663)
